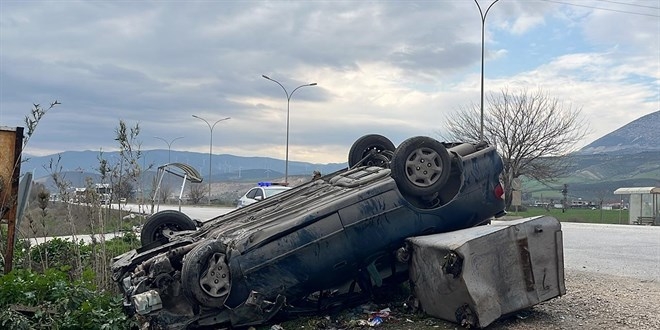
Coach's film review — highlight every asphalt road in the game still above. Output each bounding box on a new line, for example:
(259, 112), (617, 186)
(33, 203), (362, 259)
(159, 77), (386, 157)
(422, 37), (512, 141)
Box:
(560, 221), (660, 282)
(114, 202), (235, 221)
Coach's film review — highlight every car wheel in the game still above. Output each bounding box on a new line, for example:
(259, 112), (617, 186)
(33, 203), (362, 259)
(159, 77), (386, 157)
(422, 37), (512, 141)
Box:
(391, 136), (451, 196)
(181, 240), (230, 308)
(348, 134), (396, 168)
(140, 210), (197, 247)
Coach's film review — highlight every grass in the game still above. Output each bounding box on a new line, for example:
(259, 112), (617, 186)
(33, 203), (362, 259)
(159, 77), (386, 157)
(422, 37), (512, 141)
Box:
(505, 206), (629, 224)
(19, 201), (145, 237)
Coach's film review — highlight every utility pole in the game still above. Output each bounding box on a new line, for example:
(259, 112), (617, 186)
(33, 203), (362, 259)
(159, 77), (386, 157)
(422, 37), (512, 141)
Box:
(475, 0), (500, 141)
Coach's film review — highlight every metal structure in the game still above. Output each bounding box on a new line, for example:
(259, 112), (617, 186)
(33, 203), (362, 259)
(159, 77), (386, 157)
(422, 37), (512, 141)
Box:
(152, 162), (203, 212)
(474, 0), (499, 141)
(262, 75), (317, 184)
(154, 136), (184, 162)
(614, 187), (660, 225)
(192, 115), (230, 204)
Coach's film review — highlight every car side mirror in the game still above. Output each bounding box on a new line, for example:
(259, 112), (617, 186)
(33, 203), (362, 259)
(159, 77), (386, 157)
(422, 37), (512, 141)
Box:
(255, 196), (264, 201)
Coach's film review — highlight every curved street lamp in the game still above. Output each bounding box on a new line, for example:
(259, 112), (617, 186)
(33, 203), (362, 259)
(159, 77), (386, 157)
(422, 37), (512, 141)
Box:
(262, 74), (317, 184)
(154, 136), (184, 163)
(475, 0), (499, 141)
(192, 115), (230, 204)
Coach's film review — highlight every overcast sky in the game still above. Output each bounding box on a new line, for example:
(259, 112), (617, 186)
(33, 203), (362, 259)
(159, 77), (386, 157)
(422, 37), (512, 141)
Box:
(1, 0), (658, 165)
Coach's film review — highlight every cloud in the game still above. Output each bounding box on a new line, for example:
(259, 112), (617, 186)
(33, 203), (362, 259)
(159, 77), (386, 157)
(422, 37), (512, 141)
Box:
(1, 0), (657, 165)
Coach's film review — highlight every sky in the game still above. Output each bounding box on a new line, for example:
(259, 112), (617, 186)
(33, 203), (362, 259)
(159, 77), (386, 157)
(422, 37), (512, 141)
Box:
(1, 0), (658, 165)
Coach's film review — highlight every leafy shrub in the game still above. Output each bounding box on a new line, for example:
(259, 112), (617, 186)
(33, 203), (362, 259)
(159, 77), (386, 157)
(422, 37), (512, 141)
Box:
(0, 268), (136, 329)
(9, 238), (88, 280)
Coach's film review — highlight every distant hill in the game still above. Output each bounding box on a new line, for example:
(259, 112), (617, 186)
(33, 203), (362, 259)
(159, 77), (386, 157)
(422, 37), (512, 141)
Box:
(523, 151), (660, 201)
(23, 150), (347, 184)
(520, 110), (660, 203)
(27, 152), (344, 205)
(578, 110), (660, 155)
(523, 109), (660, 202)
(22, 111), (660, 204)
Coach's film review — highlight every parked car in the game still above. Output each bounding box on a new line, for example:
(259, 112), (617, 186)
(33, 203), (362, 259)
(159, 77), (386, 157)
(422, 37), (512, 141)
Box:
(236, 182), (291, 208)
(112, 134), (506, 329)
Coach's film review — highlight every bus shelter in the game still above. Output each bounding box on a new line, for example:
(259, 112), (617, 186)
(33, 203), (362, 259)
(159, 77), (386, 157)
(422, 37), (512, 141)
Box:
(613, 187), (660, 225)
(152, 162), (203, 213)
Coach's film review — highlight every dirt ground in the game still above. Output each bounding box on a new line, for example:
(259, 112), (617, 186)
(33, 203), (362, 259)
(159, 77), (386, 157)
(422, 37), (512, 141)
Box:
(485, 269), (660, 330)
(268, 268), (660, 330)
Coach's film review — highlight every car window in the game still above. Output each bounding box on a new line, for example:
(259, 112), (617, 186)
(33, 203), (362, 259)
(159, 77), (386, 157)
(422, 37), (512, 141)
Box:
(254, 188), (264, 199)
(246, 188), (258, 199)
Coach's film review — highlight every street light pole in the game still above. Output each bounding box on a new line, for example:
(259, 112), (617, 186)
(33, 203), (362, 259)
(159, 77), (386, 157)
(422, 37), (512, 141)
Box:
(192, 115), (230, 204)
(262, 75), (317, 184)
(475, 0), (499, 141)
(154, 136), (184, 163)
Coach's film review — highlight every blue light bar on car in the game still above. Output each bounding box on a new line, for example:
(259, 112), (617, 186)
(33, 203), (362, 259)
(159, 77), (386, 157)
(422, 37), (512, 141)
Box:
(258, 182), (272, 187)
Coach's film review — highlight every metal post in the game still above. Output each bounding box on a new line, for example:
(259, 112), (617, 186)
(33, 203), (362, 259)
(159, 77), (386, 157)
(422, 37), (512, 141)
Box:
(262, 75), (317, 184)
(192, 115), (230, 204)
(475, 0), (499, 141)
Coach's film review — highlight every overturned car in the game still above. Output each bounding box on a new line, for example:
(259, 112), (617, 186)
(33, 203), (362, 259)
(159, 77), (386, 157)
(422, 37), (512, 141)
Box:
(111, 134), (507, 329)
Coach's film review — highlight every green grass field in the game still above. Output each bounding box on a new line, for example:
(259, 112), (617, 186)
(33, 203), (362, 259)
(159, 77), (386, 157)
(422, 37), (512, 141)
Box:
(505, 207), (630, 225)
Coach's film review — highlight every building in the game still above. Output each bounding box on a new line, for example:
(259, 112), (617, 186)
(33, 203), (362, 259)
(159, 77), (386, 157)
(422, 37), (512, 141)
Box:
(613, 187), (660, 225)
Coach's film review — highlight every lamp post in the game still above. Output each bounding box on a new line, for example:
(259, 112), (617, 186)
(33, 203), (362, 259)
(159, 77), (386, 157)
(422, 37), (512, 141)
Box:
(154, 136), (184, 163)
(192, 115), (230, 204)
(262, 75), (317, 184)
(474, 0), (499, 141)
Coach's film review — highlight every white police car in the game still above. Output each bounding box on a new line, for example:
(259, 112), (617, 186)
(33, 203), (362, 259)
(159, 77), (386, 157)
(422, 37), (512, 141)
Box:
(236, 182), (291, 208)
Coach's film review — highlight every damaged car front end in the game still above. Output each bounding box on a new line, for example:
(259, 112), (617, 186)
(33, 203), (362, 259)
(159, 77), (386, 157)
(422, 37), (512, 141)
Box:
(111, 135), (507, 329)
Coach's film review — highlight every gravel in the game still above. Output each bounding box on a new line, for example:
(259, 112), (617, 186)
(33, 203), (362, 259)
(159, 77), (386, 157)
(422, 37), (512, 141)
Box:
(272, 268), (660, 330)
(486, 269), (660, 330)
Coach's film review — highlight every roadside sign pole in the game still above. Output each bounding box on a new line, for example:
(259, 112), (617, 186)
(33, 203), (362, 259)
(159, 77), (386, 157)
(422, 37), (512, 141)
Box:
(1, 126), (24, 274)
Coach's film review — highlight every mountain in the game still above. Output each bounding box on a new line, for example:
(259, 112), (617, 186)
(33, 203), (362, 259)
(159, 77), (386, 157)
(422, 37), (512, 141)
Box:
(518, 111), (660, 202)
(21, 111), (659, 203)
(526, 151), (660, 200)
(22, 150), (347, 185)
(578, 110), (660, 155)
(523, 111), (660, 202)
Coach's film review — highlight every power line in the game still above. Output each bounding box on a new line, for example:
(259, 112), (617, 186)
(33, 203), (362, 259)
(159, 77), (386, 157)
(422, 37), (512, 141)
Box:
(595, 0), (660, 10)
(541, 0), (660, 17)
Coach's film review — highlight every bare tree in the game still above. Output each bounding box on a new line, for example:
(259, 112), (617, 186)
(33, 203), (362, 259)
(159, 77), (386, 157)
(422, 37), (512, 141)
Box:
(95, 120), (147, 288)
(158, 184), (174, 204)
(442, 88), (588, 208)
(188, 183), (207, 205)
(113, 180), (134, 201)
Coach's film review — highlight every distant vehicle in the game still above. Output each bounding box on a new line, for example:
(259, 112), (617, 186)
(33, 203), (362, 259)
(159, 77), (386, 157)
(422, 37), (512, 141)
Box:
(72, 183), (111, 204)
(236, 182), (291, 208)
(112, 134), (506, 329)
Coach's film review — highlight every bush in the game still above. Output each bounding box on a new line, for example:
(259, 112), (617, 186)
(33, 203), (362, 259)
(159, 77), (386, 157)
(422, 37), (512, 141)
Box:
(0, 268), (136, 329)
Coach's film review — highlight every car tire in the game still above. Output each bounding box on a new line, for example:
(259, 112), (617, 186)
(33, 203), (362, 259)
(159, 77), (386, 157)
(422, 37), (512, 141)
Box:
(181, 240), (230, 308)
(348, 134), (396, 168)
(391, 136), (451, 197)
(140, 210), (197, 247)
